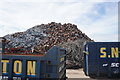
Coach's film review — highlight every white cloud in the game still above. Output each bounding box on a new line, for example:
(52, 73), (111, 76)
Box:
(75, 2), (118, 41)
(0, 1), (118, 42)
(0, 25), (26, 36)
(0, 2), (95, 28)
(0, 0), (119, 2)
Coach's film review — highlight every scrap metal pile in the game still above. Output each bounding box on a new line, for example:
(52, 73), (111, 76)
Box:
(4, 22), (93, 68)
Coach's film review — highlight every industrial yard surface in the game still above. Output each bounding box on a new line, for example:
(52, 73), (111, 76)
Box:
(66, 68), (89, 78)
(66, 68), (120, 80)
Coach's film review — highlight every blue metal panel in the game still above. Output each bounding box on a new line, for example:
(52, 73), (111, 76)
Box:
(84, 42), (120, 78)
(1, 46), (66, 80)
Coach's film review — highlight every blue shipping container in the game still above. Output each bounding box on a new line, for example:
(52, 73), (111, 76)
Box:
(1, 46), (66, 80)
(84, 42), (120, 78)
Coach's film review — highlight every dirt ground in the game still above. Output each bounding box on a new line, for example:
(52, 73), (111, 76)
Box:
(66, 68), (89, 78)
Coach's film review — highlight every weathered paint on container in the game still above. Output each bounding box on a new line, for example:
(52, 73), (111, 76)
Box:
(84, 42), (120, 78)
(1, 46), (66, 80)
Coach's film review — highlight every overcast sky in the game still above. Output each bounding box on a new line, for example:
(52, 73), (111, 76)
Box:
(0, 0), (119, 42)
